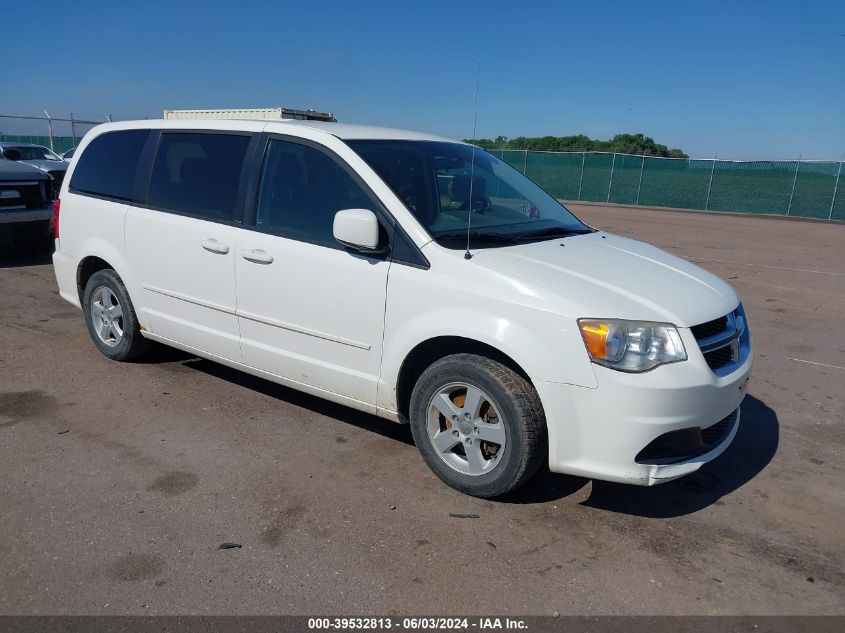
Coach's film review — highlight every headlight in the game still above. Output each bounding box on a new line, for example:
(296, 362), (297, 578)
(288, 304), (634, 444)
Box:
(578, 319), (687, 372)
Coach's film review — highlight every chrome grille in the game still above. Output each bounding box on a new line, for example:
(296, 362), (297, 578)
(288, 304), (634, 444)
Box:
(691, 306), (748, 376)
(0, 182), (46, 210)
(691, 316), (729, 341)
(704, 345), (734, 370)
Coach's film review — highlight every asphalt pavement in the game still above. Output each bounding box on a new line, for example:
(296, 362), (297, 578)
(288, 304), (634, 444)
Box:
(1, 205), (843, 615)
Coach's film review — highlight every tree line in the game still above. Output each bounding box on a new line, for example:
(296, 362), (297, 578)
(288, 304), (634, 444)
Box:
(465, 133), (688, 158)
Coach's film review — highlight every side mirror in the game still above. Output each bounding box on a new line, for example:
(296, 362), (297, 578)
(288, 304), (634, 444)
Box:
(3, 148), (22, 161)
(333, 208), (385, 254)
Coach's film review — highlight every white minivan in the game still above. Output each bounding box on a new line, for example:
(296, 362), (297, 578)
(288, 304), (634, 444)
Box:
(52, 119), (752, 497)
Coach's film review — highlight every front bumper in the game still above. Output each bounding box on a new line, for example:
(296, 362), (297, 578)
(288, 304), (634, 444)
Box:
(0, 207), (51, 225)
(636, 407), (740, 484)
(535, 327), (752, 485)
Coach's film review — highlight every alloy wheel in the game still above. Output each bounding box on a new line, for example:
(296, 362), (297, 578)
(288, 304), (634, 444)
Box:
(426, 382), (507, 476)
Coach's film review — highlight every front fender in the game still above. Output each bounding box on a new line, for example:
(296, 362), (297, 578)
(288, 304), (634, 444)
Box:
(378, 265), (598, 414)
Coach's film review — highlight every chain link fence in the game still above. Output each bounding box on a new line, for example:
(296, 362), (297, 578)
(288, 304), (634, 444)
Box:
(2, 114), (841, 220)
(0, 113), (143, 155)
(491, 149), (844, 221)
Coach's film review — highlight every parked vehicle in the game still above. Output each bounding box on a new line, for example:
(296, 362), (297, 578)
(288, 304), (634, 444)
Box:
(62, 147), (77, 161)
(52, 119), (752, 498)
(0, 142), (68, 195)
(0, 158), (53, 247)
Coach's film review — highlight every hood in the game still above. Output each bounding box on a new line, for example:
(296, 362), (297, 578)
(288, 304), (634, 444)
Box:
(19, 159), (68, 173)
(0, 159), (50, 181)
(472, 231), (739, 327)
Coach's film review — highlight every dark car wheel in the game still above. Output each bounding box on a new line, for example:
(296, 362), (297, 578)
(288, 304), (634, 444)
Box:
(409, 353), (547, 498)
(83, 269), (151, 361)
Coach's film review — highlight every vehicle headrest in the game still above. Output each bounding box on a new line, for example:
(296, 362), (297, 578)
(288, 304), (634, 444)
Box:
(449, 175), (486, 202)
(180, 157), (207, 185)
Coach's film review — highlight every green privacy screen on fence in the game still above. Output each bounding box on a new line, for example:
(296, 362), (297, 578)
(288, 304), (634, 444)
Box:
(0, 134), (78, 154)
(494, 150), (844, 221)
(2, 136), (841, 220)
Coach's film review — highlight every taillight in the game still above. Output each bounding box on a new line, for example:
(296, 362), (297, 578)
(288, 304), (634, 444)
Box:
(52, 199), (61, 238)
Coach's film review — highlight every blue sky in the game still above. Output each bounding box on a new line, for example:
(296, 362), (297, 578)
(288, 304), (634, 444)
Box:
(3, 0), (844, 159)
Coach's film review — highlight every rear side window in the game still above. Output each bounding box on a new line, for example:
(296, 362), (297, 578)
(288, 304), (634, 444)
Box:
(147, 132), (250, 222)
(69, 130), (150, 200)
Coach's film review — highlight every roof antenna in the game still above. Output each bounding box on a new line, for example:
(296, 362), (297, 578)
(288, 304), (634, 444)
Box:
(464, 62), (480, 260)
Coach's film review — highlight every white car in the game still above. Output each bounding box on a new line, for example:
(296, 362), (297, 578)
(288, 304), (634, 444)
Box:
(51, 119), (752, 498)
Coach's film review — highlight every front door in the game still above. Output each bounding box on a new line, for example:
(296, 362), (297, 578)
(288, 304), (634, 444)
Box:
(235, 137), (390, 409)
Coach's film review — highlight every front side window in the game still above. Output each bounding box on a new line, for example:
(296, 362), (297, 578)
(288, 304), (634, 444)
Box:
(147, 132), (251, 222)
(347, 140), (592, 248)
(69, 130), (150, 201)
(255, 139), (377, 248)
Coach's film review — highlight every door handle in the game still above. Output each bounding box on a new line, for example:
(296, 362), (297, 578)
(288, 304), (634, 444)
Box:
(241, 248), (274, 264)
(201, 238), (230, 254)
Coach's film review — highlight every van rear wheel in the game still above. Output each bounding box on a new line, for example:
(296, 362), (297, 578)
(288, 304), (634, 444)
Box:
(83, 269), (151, 361)
(409, 353), (547, 498)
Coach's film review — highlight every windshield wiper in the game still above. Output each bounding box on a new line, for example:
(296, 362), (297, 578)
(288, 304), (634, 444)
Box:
(434, 232), (519, 244)
(515, 227), (594, 241)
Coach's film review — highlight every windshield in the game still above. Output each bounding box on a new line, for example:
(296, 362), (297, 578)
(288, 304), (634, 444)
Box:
(347, 140), (591, 248)
(5, 146), (62, 161)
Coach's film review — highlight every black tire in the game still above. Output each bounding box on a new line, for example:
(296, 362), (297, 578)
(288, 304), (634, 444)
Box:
(83, 269), (151, 361)
(409, 353), (547, 498)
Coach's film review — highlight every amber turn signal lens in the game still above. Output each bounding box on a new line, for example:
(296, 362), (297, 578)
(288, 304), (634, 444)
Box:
(580, 322), (609, 359)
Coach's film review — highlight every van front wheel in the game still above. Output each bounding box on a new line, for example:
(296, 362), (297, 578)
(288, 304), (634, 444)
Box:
(409, 354), (547, 498)
(83, 269), (151, 361)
